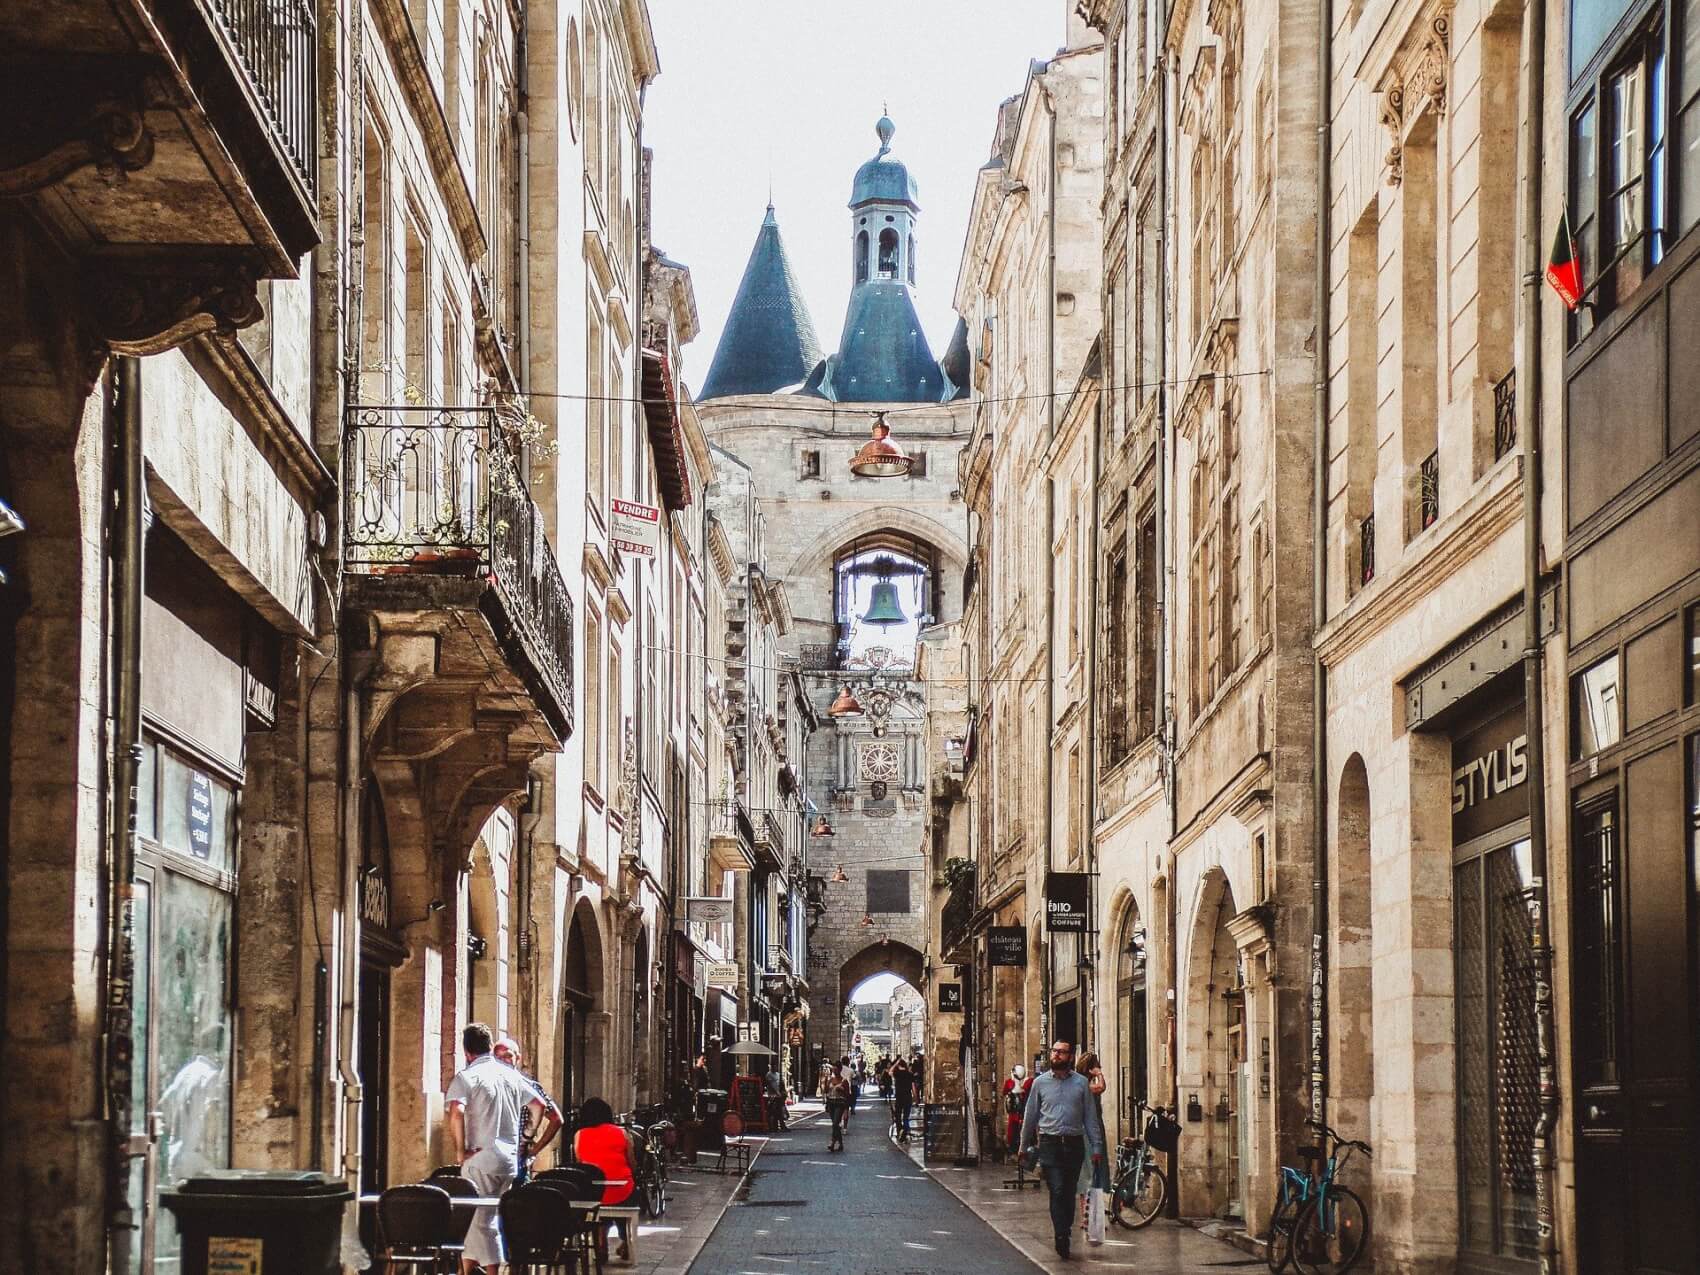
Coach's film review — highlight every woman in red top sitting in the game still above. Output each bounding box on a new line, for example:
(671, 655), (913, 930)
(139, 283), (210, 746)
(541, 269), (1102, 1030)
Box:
(571, 1097), (637, 1262)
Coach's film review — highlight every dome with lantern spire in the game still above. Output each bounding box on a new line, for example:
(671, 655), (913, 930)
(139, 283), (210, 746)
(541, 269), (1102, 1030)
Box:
(850, 115), (920, 209)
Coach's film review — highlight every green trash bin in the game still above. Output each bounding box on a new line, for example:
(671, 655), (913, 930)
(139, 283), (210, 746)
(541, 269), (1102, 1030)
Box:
(161, 1169), (352, 1275)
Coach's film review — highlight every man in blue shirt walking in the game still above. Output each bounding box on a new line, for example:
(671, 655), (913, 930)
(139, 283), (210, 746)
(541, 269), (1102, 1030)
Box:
(1018, 1039), (1105, 1258)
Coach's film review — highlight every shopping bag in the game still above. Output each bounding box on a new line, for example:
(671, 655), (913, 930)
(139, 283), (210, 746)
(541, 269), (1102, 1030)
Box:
(1087, 1188), (1107, 1245)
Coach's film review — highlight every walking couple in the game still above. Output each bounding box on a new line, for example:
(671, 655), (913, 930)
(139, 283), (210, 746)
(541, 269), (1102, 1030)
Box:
(1015, 1039), (1108, 1260)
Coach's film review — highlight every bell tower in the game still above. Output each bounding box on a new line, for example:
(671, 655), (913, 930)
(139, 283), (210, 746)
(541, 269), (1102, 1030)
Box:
(850, 115), (920, 290)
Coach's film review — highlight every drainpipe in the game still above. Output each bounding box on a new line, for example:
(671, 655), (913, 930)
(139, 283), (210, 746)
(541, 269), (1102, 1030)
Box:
(1516, 2), (1557, 1270)
(337, 657), (367, 1190)
(1084, 376), (1102, 1050)
(1041, 74), (1059, 1050)
(516, 3), (530, 399)
(104, 355), (145, 1263)
(1161, 45), (1181, 1145)
(1309, 0), (1334, 1132)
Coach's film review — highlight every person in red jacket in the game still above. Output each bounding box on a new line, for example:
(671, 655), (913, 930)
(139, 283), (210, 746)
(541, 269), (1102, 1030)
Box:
(1003, 1063), (1033, 1156)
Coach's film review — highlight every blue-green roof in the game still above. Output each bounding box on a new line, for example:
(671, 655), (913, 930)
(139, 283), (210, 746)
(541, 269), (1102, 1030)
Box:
(850, 115), (919, 208)
(699, 206), (824, 400)
(806, 282), (946, 404)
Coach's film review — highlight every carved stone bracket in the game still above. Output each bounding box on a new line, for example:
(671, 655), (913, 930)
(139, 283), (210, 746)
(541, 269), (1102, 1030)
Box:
(85, 257), (264, 356)
(1379, 4), (1453, 187)
(0, 94), (154, 198)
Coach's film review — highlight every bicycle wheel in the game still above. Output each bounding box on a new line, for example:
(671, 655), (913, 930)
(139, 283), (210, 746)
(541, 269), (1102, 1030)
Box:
(1293, 1186), (1369, 1275)
(1109, 1161), (1166, 1229)
(1265, 1191), (1299, 1272)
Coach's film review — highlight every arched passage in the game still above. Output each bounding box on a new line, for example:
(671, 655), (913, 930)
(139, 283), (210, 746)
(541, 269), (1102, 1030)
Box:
(1332, 756), (1374, 1180)
(560, 898), (606, 1112)
(1182, 869), (1243, 1219)
(1108, 892), (1149, 1142)
(838, 939), (924, 1015)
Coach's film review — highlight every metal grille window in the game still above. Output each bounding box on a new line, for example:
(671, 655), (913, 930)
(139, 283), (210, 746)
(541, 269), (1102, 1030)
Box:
(1455, 837), (1541, 1261)
(866, 869), (911, 914)
(1420, 451), (1440, 530)
(1493, 370), (1517, 461)
(1573, 803), (1623, 1089)
(1359, 513), (1376, 586)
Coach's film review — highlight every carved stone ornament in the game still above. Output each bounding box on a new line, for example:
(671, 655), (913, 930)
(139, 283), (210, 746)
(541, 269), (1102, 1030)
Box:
(1382, 85), (1406, 187)
(0, 95), (154, 198)
(86, 258), (264, 356)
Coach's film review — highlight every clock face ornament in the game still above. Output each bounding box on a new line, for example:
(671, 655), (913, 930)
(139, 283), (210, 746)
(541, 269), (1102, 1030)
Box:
(859, 742), (900, 782)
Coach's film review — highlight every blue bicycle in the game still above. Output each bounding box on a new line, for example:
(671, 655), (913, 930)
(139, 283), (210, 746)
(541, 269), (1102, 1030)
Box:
(1266, 1119), (1370, 1274)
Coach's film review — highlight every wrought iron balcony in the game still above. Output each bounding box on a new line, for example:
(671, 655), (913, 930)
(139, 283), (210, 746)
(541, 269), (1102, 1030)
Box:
(941, 864), (976, 961)
(1419, 450), (1440, 531)
(1494, 369), (1517, 461)
(343, 405), (574, 740)
(1359, 513), (1376, 586)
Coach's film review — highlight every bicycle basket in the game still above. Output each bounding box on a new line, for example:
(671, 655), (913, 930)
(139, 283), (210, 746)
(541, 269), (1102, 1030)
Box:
(1143, 1110), (1182, 1154)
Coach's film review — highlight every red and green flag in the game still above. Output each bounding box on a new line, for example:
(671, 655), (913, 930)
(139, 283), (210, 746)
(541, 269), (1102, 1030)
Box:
(1547, 207), (1583, 311)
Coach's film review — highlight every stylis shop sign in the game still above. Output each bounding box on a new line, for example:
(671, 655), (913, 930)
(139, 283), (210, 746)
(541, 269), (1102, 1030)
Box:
(610, 498), (662, 558)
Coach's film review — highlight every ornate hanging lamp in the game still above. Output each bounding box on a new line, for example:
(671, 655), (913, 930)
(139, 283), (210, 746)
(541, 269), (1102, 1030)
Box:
(831, 864), (850, 883)
(828, 684), (865, 717)
(848, 412), (912, 478)
(811, 814), (836, 838)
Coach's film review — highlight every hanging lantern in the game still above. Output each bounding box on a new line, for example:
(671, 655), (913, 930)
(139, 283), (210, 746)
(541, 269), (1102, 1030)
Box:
(859, 914), (875, 927)
(811, 814), (836, 838)
(848, 412), (912, 478)
(828, 684), (864, 717)
(831, 864), (849, 883)
(860, 579), (906, 628)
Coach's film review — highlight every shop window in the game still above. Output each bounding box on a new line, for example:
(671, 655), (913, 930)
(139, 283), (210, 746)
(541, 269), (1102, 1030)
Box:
(140, 739), (237, 874)
(1574, 652), (1623, 757)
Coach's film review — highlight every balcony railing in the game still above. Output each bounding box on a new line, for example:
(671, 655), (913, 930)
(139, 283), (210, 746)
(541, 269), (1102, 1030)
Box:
(1419, 450), (1440, 530)
(1494, 369), (1517, 461)
(343, 404), (573, 719)
(210, 0), (318, 200)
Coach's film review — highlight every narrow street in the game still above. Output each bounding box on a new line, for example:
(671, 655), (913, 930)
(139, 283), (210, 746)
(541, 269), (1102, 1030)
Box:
(685, 1105), (1257, 1275)
(689, 1106), (1034, 1274)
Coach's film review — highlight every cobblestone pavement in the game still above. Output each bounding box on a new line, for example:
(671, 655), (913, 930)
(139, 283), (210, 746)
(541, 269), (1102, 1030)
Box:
(896, 1133), (1262, 1274)
(686, 1096), (1040, 1274)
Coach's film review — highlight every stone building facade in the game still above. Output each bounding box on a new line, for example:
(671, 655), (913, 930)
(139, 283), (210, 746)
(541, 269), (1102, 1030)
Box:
(0, 0), (720, 1266)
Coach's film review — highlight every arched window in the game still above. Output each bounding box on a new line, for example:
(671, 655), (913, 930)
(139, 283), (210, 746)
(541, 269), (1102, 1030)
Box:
(907, 234), (916, 284)
(878, 228), (899, 278)
(855, 230), (869, 283)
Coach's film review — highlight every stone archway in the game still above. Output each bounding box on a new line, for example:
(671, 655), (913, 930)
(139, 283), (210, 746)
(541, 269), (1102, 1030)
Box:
(1181, 868), (1242, 1219)
(560, 898), (607, 1112)
(1331, 754), (1374, 1219)
(838, 939), (925, 1015)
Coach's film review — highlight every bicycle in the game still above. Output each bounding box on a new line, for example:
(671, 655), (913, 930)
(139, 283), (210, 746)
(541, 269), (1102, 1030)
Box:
(1267, 1119), (1371, 1274)
(1109, 1098), (1178, 1229)
(618, 1108), (671, 1219)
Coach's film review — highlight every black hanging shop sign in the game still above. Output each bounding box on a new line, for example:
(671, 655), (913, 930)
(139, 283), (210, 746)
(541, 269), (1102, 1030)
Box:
(987, 927), (1027, 967)
(938, 983), (963, 1013)
(1045, 871), (1091, 932)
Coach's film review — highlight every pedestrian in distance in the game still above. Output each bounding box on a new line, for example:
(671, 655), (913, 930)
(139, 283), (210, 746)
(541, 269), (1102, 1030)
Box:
(572, 1096), (640, 1264)
(763, 1062), (789, 1130)
(444, 1022), (550, 1275)
(1017, 1040), (1106, 1261)
(493, 1035), (563, 1185)
(838, 1055), (856, 1128)
(823, 1066), (851, 1151)
(892, 1057), (917, 1143)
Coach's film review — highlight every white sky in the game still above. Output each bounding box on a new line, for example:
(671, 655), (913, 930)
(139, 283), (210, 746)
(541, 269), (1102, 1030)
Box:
(848, 971), (907, 1004)
(645, 1), (1068, 390)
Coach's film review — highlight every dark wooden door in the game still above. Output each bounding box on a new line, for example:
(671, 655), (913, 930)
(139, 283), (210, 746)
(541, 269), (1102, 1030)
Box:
(1573, 744), (1699, 1274)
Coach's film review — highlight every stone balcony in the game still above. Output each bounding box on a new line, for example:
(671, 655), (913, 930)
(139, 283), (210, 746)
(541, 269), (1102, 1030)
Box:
(342, 404), (574, 754)
(2, 0), (320, 352)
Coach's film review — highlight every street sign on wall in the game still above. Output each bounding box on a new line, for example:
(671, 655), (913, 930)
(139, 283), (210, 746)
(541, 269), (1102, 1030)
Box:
(987, 927), (1027, 966)
(610, 498), (662, 558)
(687, 896), (735, 924)
(1045, 872), (1090, 932)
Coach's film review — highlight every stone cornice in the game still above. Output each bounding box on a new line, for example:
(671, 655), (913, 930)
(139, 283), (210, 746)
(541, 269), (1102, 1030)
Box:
(1315, 459), (1522, 669)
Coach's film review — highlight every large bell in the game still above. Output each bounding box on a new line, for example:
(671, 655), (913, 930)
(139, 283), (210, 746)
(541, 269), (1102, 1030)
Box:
(860, 580), (906, 627)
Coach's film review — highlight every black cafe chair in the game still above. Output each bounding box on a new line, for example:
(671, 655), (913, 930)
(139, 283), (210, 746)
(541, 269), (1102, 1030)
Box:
(500, 1182), (583, 1275)
(376, 1183), (461, 1273)
(430, 1172), (480, 1246)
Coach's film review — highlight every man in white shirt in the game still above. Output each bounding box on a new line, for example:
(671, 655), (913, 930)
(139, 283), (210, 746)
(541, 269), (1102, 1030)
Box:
(446, 1022), (548, 1273)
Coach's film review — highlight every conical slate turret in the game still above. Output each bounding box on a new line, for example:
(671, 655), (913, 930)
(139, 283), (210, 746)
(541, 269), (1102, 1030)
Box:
(700, 205), (824, 399)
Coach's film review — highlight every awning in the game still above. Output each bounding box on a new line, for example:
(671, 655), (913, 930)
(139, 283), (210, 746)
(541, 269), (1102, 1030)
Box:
(640, 347), (692, 511)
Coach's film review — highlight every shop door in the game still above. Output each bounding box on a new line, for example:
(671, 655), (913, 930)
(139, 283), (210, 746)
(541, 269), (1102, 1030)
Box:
(130, 856), (235, 1274)
(1573, 751), (1699, 1275)
(1454, 835), (1539, 1272)
(561, 990), (591, 1117)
